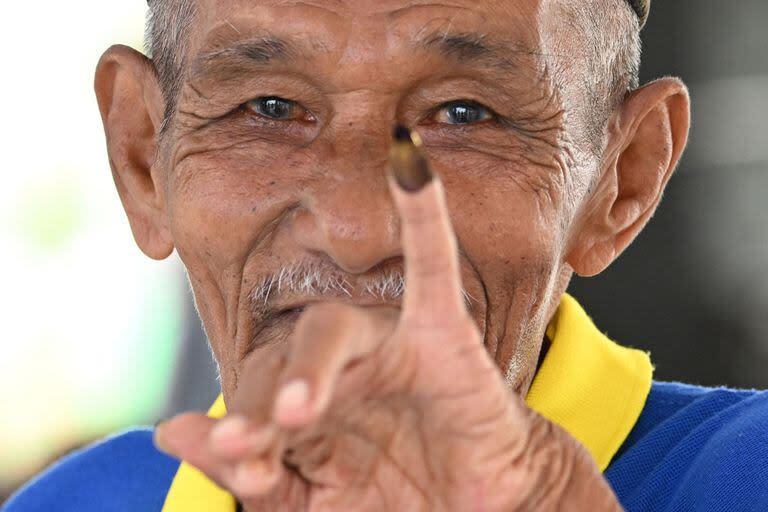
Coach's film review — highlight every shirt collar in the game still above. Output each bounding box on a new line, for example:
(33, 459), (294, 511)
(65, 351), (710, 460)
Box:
(525, 293), (653, 471)
(162, 293), (653, 512)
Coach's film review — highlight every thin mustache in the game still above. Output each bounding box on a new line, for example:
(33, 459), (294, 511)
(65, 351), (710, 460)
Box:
(248, 259), (476, 317)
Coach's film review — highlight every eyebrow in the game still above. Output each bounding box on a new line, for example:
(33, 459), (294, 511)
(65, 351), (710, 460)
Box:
(415, 31), (535, 75)
(190, 34), (297, 83)
(188, 28), (539, 87)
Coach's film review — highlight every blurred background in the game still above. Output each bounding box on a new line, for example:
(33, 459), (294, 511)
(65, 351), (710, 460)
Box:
(1, 0), (766, 504)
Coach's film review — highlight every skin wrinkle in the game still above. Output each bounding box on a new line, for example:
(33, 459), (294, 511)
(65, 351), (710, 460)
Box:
(504, 303), (538, 389)
(177, 108), (218, 127)
(187, 15), (546, 87)
(370, 430), (433, 508)
(514, 420), (561, 507)
(173, 116), (317, 175)
(225, 264), (247, 358)
(235, 212), (293, 361)
(181, 251), (230, 369)
(433, 137), (565, 222)
(178, 66), (560, 166)
(188, 82), (211, 102)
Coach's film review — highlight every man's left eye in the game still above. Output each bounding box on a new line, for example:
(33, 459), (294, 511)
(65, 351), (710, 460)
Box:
(433, 101), (493, 125)
(245, 96), (303, 120)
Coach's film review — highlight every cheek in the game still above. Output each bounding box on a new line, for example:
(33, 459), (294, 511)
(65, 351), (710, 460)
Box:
(438, 153), (570, 382)
(438, 151), (568, 278)
(449, 173), (564, 325)
(167, 147), (313, 268)
(164, 146), (314, 369)
(443, 152), (567, 310)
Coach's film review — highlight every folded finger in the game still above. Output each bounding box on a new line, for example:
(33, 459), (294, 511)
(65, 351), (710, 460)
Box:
(272, 302), (394, 428)
(156, 412), (286, 500)
(229, 435), (287, 500)
(154, 412), (234, 488)
(207, 414), (277, 462)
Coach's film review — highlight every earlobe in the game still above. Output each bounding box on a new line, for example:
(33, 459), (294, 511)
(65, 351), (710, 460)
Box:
(94, 44), (173, 260)
(567, 77), (691, 277)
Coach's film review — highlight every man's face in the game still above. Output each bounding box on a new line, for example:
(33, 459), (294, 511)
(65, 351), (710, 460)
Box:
(164, 0), (594, 400)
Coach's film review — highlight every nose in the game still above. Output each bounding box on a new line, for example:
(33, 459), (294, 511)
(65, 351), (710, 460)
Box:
(291, 129), (402, 274)
(291, 174), (402, 274)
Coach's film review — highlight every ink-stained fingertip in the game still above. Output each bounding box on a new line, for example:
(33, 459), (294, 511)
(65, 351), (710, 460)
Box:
(393, 124), (423, 146)
(389, 125), (432, 192)
(393, 124), (412, 142)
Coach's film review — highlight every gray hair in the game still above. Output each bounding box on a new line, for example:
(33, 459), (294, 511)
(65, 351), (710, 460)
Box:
(144, 0), (197, 133)
(571, 0), (642, 153)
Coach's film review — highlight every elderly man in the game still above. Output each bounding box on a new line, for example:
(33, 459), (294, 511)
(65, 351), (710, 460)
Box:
(5, 0), (768, 510)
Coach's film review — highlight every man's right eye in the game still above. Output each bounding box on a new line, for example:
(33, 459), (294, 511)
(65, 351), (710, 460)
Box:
(245, 96), (304, 121)
(433, 100), (494, 126)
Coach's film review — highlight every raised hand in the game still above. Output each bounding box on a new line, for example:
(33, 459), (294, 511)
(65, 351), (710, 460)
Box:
(154, 126), (622, 512)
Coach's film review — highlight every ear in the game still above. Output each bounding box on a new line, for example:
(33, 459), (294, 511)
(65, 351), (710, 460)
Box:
(566, 77), (691, 277)
(94, 44), (173, 260)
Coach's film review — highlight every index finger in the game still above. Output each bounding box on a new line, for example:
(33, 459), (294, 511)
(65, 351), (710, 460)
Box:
(387, 125), (467, 327)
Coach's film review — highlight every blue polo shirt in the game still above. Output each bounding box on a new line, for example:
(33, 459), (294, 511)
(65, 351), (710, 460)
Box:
(5, 296), (767, 511)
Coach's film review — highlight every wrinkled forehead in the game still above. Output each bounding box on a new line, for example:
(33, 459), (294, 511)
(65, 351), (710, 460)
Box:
(191, 0), (548, 68)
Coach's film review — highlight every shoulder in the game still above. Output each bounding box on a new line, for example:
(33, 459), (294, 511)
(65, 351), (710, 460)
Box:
(667, 388), (768, 510)
(607, 381), (768, 511)
(3, 428), (180, 512)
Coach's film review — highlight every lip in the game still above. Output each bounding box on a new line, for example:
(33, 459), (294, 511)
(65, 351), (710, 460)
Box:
(259, 301), (390, 335)
(277, 304), (306, 317)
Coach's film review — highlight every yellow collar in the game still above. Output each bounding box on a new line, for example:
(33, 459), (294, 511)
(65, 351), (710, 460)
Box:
(162, 293), (653, 512)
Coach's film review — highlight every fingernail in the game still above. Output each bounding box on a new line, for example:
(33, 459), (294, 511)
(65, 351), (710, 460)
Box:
(210, 415), (248, 444)
(275, 379), (310, 417)
(153, 420), (171, 454)
(389, 124), (433, 193)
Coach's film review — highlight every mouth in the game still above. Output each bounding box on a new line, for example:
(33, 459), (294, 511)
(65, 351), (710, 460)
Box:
(262, 298), (400, 328)
(254, 304), (307, 329)
(248, 301), (387, 357)
(246, 304), (307, 353)
(276, 305), (306, 320)
(269, 301), (400, 321)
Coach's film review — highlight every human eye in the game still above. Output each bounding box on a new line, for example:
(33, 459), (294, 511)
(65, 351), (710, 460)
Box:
(432, 100), (494, 125)
(244, 96), (309, 121)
